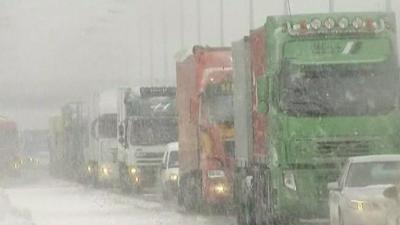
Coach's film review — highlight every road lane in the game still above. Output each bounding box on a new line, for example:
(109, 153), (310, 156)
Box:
(4, 175), (236, 225)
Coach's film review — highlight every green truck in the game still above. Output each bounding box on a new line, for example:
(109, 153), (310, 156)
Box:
(233, 12), (400, 224)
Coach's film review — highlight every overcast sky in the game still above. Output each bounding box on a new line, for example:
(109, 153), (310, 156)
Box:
(0, 0), (398, 129)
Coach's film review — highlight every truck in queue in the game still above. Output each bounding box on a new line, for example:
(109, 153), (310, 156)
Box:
(19, 129), (48, 169)
(176, 46), (235, 210)
(117, 87), (177, 193)
(0, 116), (20, 175)
(86, 90), (120, 186)
(61, 102), (89, 181)
(49, 115), (65, 177)
(232, 12), (400, 225)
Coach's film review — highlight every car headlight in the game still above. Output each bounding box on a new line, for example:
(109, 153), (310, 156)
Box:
(169, 174), (178, 181)
(283, 171), (297, 191)
(349, 200), (366, 211)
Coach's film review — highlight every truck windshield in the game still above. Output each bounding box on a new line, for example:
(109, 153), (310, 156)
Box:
(279, 61), (398, 117)
(203, 83), (234, 123)
(98, 114), (117, 139)
(129, 118), (177, 146)
(0, 126), (17, 148)
(346, 161), (400, 188)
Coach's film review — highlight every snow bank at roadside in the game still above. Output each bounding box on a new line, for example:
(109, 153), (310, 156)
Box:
(0, 189), (35, 225)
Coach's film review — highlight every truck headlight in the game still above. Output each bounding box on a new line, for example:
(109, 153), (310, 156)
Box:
(283, 171), (297, 191)
(130, 167), (137, 175)
(102, 167), (110, 176)
(169, 174), (178, 181)
(214, 183), (226, 194)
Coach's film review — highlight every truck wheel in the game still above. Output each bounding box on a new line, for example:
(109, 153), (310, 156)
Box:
(162, 188), (170, 200)
(237, 203), (255, 225)
(177, 185), (184, 206)
(182, 177), (197, 211)
(119, 165), (132, 194)
(90, 164), (99, 188)
(339, 210), (345, 225)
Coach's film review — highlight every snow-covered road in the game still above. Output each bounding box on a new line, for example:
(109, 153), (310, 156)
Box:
(4, 175), (235, 225)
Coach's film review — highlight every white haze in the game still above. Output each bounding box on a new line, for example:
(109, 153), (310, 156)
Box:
(0, 0), (397, 129)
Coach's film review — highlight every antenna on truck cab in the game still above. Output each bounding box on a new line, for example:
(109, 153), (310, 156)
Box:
(285, 0), (292, 16)
(386, 0), (392, 12)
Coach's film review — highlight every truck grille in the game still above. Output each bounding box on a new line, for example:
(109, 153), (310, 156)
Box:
(316, 139), (372, 157)
(139, 152), (164, 158)
(136, 159), (163, 164)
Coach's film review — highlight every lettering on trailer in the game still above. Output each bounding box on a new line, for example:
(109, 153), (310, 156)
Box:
(312, 41), (342, 55)
(140, 87), (176, 98)
(150, 102), (171, 112)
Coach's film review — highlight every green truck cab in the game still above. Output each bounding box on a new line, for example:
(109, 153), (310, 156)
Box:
(233, 12), (400, 224)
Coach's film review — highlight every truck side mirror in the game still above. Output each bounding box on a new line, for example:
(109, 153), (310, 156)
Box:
(118, 124), (124, 137)
(190, 97), (199, 122)
(327, 182), (341, 191)
(383, 186), (398, 200)
(256, 77), (268, 113)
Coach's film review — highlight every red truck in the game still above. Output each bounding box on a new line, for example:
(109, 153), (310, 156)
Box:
(176, 46), (234, 210)
(0, 116), (19, 174)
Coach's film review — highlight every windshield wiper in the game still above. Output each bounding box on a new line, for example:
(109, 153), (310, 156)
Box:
(286, 100), (332, 116)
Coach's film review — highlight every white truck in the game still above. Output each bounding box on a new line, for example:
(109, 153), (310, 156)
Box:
(86, 89), (120, 186)
(86, 87), (177, 191)
(117, 87), (177, 192)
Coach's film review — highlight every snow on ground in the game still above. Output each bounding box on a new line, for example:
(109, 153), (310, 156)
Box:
(4, 175), (236, 225)
(0, 188), (35, 225)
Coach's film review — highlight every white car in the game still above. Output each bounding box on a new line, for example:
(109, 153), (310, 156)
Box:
(383, 185), (400, 225)
(160, 142), (179, 200)
(328, 154), (400, 225)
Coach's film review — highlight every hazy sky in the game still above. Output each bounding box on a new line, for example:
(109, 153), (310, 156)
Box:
(0, 0), (397, 129)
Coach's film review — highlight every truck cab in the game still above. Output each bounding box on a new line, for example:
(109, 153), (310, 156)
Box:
(117, 87), (177, 192)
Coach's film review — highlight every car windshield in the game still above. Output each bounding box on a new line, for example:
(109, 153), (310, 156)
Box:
(346, 161), (400, 187)
(168, 151), (179, 168)
(280, 62), (398, 117)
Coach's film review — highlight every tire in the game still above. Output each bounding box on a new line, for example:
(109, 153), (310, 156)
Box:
(90, 164), (99, 188)
(181, 174), (202, 212)
(119, 164), (132, 194)
(162, 187), (171, 200)
(237, 203), (255, 225)
(177, 186), (184, 205)
(339, 210), (345, 225)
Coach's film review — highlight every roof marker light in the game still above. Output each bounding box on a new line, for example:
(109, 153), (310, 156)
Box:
(310, 18), (322, 30)
(338, 17), (349, 29)
(366, 18), (378, 30)
(352, 17), (364, 29)
(324, 18), (335, 30)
